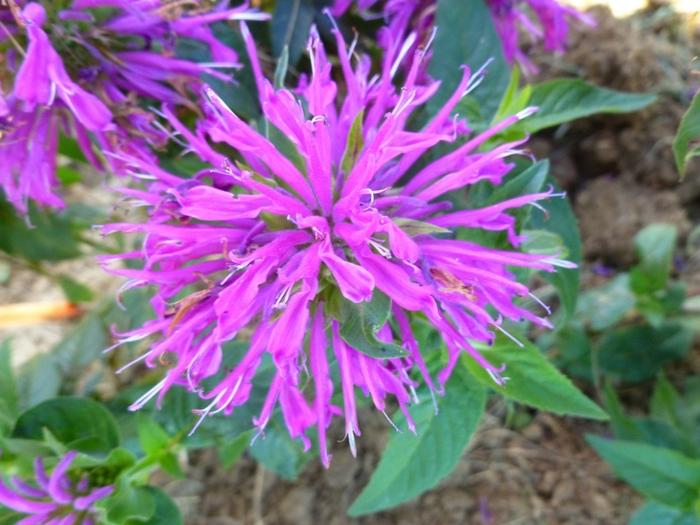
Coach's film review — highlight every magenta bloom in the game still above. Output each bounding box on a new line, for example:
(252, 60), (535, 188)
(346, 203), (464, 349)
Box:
(489, 0), (594, 72)
(0, 1), (267, 213)
(332, 0), (592, 73)
(0, 451), (114, 525)
(102, 24), (571, 466)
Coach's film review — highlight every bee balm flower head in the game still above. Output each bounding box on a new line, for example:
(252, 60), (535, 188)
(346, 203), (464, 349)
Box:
(102, 22), (572, 466)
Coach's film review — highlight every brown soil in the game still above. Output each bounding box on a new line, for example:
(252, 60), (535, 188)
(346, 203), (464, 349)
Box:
(174, 409), (640, 525)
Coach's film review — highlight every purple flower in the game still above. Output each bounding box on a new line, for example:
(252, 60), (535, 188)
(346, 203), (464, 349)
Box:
(0, 1), (268, 213)
(102, 24), (572, 465)
(332, 0), (593, 73)
(0, 451), (114, 525)
(489, 0), (594, 73)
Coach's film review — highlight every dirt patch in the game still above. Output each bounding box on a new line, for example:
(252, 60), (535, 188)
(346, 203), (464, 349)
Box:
(175, 408), (640, 525)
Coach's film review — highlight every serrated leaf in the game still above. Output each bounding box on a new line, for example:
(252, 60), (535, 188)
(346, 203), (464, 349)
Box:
(630, 223), (677, 295)
(597, 324), (692, 382)
(524, 79), (656, 133)
(428, 0), (509, 121)
(587, 435), (700, 509)
(465, 334), (607, 420)
(13, 397), (120, 455)
(630, 501), (700, 525)
(339, 291), (408, 359)
(673, 90), (700, 177)
(348, 372), (486, 516)
(0, 199), (82, 262)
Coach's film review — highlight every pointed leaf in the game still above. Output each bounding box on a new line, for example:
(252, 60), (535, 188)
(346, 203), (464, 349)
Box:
(587, 435), (700, 509)
(465, 334), (607, 420)
(349, 372), (486, 516)
(673, 89), (700, 177)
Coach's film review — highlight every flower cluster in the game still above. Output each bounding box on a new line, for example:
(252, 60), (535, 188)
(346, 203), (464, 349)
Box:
(0, 451), (113, 525)
(0, 0), (267, 213)
(101, 22), (571, 465)
(332, 0), (593, 73)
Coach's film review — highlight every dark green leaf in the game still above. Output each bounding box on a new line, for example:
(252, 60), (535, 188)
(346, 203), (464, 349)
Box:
(630, 501), (700, 525)
(527, 178), (581, 322)
(0, 340), (18, 433)
(577, 274), (635, 331)
(349, 372), (486, 515)
(0, 199), (82, 262)
(339, 291), (408, 358)
(651, 373), (682, 427)
(219, 431), (251, 469)
(490, 160), (549, 204)
(428, 0), (509, 121)
(630, 224), (677, 295)
(270, 0), (316, 64)
(274, 45), (290, 89)
(250, 419), (312, 480)
(126, 487), (183, 525)
(597, 324), (692, 382)
(587, 435), (700, 509)
(673, 89), (700, 177)
(464, 334), (608, 420)
(524, 79), (656, 133)
(13, 397), (120, 455)
(58, 274), (95, 303)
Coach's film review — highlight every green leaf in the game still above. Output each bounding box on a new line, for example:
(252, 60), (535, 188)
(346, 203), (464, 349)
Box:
(348, 373), (486, 516)
(492, 67), (532, 124)
(58, 274), (95, 303)
(523, 79), (656, 133)
(340, 110), (365, 175)
(338, 291), (408, 358)
(0, 340), (18, 433)
(393, 218), (450, 237)
(101, 478), (156, 524)
(526, 178), (581, 323)
(219, 431), (251, 469)
(274, 45), (290, 89)
(136, 413), (171, 456)
(428, 0), (509, 121)
(270, 0), (316, 64)
(58, 134), (89, 163)
(250, 419), (311, 480)
(587, 436), (700, 509)
(597, 324), (692, 382)
(0, 198), (82, 262)
(465, 334), (607, 420)
(673, 90), (700, 177)
(490, 160), (549, 204)
(651, 373), (682, 427)
(630, 223), (678, 295)
(126, 487), (183, 525)
(630, 501), (700, 525)
(577, 274), (635, 331)
(13, 397), (120, 455)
